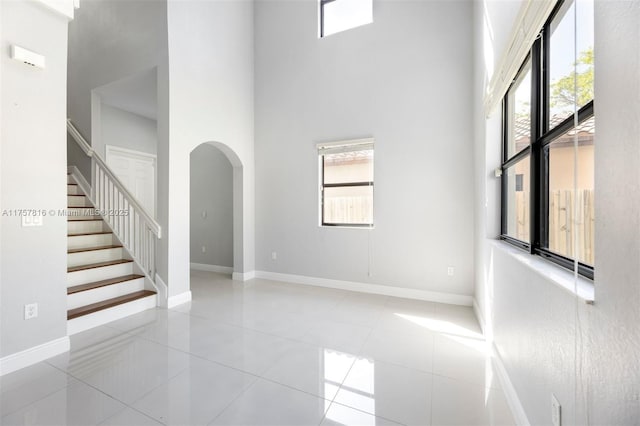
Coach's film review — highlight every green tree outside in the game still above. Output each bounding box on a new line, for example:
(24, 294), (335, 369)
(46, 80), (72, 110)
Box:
(550, 47), (594, 111)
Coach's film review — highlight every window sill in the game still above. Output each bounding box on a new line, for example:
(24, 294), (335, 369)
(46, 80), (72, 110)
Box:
(319, 225), (375, 230)
(490, 239), (595, 304)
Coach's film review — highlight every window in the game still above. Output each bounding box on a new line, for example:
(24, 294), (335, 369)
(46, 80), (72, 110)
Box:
(318, 139), (374, 227)
(320, 0), (373, 38)
(501, 0), (594, 278)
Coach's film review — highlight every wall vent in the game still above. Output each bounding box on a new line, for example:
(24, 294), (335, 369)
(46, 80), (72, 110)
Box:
(10, 45), (46, 69)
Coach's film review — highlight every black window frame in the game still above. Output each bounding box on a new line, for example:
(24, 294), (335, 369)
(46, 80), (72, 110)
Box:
(500, 0), (595, 280)
(319, 0), (335, 38)
(320, 149), (374, 228)
(319, 0), (373, 38)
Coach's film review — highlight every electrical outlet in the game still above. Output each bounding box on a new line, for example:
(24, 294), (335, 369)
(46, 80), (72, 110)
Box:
(24, 303), (38, 320)
(551, 394), (561, 426)
(22, 215), (43, 227)
(201, 246), (206, 253)
(447, 266), (455, 276)
(271, 251), (277, 261)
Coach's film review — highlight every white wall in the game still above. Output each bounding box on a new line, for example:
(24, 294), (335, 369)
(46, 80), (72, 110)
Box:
(254, 0), (474, 298)
(100, 104), (157, 157)
(67, 0), (167, 141)
(0, 0), (69, 357)
(190, 144), (233, 268)
(165, 0), (254, 296)
(473, 0), (640, 423)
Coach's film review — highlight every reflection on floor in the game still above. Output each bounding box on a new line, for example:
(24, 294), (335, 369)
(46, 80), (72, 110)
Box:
(1, 271), (516, 425)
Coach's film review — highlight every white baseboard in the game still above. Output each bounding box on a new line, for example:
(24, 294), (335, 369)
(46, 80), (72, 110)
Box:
(167, 290), (192, 308)
(491, 343), (531, 426)
(254, 271), (472, 306)
(154, 273), (168, 308)
(67, 165), (91, 201)
(0, 337), (70, 376)
(472, 298), (486, 335)
(191, 263), (233, 274)
(232, 271), (256, 282)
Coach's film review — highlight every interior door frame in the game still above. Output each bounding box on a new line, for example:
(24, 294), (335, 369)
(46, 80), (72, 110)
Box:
(105, 144), (157, 218)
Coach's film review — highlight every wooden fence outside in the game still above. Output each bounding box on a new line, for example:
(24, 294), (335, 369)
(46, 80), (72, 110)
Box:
(548, 189), (595, 265)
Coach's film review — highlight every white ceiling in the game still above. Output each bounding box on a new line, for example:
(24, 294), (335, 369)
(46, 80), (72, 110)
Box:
(94, 68), (157, 120)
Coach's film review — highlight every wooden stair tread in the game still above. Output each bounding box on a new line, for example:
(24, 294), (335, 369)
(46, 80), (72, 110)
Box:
(68, 259), (132, 273)
(68, 244), (122, 254)
(68, 218), (102, 222)
(68, 231), (111, 237)
(68, 274), (145, 295)
(68, 290), (156, 320)
(67, 194), (86, 197)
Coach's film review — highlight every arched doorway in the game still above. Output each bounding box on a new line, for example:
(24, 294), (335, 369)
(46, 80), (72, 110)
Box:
(189, 142), (244, 277)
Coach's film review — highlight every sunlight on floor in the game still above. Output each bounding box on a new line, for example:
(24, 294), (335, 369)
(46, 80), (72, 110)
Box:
(393, 313), (484, 339)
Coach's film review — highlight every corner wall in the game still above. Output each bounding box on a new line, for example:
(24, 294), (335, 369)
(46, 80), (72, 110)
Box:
(165, 0), (255, 296)
(473, 0), (640, 423)
(254, 0), (475, 299)
(0, 0), (69, 359)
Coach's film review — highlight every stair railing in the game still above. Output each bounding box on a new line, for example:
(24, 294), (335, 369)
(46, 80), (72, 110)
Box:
(67, 119), (162, 290)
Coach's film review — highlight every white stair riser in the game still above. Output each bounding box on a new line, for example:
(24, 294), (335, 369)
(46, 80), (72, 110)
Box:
(68, 195), (91, 207)
(67, 185), (83, 195)
(67, 262), (133, 287)
(67, 247), (124, 268)
(67, 294), (157, 335)
(67, 175), (76, 184)
(67, 233), (114, 250)
(67, 213), (102, 220)
(68, 220), (104, 234)
(66, 208), (99, 217)
(67, 278), (145, 310)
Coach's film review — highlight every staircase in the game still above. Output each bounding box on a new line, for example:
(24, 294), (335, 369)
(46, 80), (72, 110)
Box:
(66, 173), (156, 335)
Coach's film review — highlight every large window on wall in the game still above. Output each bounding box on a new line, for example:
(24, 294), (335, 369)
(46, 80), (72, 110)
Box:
(501, 0), (595, 278)
(318, 139), (374, 227)
(319, 0), (373, 38)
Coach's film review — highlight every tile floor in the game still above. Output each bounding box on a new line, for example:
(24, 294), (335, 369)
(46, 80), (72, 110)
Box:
(1, 271), (515, 426)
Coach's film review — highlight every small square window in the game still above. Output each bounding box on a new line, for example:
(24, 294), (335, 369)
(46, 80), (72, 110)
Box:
(320, 0), (373, 38)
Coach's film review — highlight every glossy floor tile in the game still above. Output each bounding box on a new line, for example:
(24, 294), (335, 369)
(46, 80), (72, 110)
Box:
(333, 358), (433, 426)
(209, 378), (329, 425)
(1, 380), (125, 426)
(1, 271), (515, 426)
(132, 357), (256, 425)
(0, 362), (73, 418)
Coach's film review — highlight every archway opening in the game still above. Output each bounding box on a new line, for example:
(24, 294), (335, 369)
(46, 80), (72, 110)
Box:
(189, 142), (243, 279)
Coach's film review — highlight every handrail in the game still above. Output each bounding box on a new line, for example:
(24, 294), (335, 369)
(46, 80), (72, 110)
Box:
(67, 118), (162, 290)
(66, 119), (161, 238)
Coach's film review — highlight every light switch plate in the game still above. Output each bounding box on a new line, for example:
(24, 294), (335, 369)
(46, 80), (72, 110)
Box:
(22, 215), (43, 227)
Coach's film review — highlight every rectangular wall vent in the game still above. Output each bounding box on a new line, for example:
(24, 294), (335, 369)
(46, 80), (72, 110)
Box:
(10, 45), (46, 69)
